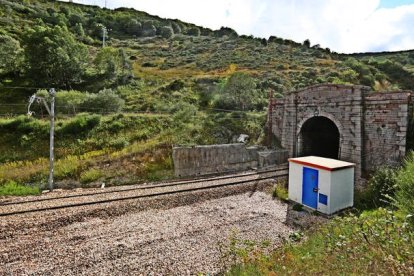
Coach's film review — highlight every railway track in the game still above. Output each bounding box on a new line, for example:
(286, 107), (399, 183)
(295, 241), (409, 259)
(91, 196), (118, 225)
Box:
(0, 166), (288, 206)
(0, 166), (288, 217)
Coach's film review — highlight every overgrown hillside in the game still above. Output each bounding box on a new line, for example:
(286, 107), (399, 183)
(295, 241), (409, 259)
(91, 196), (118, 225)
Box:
(1, 0), (414, 189)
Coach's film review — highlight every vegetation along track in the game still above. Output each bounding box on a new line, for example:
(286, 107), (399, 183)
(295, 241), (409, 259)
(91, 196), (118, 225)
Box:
(0, 166), (288, 217)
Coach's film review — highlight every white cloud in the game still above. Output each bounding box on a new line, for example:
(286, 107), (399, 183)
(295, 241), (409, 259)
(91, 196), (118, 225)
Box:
(61, 0), (414, 53)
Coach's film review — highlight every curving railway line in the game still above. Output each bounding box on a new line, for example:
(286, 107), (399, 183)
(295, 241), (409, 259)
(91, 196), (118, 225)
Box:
(0, 165), (288, 217)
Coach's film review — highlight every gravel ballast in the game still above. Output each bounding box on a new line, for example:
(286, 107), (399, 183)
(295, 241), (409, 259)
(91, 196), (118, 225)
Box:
(0, 191), (295, 275)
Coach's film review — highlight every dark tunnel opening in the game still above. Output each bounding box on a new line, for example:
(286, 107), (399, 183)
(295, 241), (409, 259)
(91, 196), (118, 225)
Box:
(299, 116), (340, 159)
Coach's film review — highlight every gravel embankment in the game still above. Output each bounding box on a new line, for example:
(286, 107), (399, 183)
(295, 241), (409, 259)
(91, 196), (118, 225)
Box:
(0, 191), (297, 275)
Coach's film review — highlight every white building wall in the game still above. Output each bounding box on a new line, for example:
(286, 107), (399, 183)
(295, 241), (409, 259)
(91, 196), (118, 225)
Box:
(289, 161), (354, 215)
(330, 168), (354, 214)
(288, 162), (302, 203)
(316, 169), (331, 214)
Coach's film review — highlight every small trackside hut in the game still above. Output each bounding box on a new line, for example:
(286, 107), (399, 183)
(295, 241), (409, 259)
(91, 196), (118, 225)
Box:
(288, 156), (355, 215)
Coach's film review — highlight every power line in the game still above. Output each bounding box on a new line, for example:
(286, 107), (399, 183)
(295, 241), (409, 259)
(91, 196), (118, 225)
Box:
(0, 86), (49, 90)
(0, 103), (266, 114)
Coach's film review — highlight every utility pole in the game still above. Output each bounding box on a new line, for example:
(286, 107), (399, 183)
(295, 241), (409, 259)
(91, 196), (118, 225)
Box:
(267, 89), (274, 148)
(28, 88), (56, 191)
(102, 25), (106, 47)
(97, 24), (108, 47)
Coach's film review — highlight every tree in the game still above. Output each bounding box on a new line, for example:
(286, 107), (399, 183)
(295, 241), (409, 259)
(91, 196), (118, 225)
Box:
(82, 88), (125, 113)
(94, 47), (120, 79)
(186, 26), (200, 36)
(118, 48), (131, 77)
(142, 21), (157, 37)
(303, 39), (311, 47)
(69, 13), (85, 26)
(0, 34), (23, 76)
(73, 23), (85, 37)
(22, 25), (88, 88)
(216, 72), (257, 111)
(56, 90), (88, 115)
(338, 69), (358, 84)
(171, 22), (182, 34)
(160, 26), (174, 39)
(215, 27), (238, 38)
(125, 19), (141, 35)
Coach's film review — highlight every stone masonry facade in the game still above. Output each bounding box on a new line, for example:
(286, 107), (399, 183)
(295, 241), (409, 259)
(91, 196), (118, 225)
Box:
(269, 84), (413, 178)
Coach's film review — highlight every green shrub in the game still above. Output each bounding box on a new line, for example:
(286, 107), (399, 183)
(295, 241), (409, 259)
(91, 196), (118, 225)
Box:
(215, 27), (238, 38)
(39, 89), (124, 114)
(56, 90), (88, 114)
(0, 33), (23, 75)
(80, 168), (102, 184)
(73, 23), (85, 37)
(141, 21), (156, 37)
(81, 89), (125, 113)
(106, 120), (125, 133)
(272, 185), (288, 202)
(0, 115), (49, 135)
(214, 72), (257, 111)
(366, 166), (397, 208)
(144, 156), (174, 182)
(108, 136), (129, 149)
(171, 22), (181, 34)
(0, 180), (40, 196)
(374, 59), (414, 90)
(227, 264), (262, 276)
(125, 19), (141, 35)
(395, 153), (414, 221)
(160, 26), (173, 39)
(54, 155), (81, 179)
(292, 203), (303, 211)
(60, 113), (101, 135)
(186, 26), (200, 36)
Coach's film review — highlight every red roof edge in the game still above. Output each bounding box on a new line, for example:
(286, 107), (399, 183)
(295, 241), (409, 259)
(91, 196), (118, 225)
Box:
(288, 159), (355, 171)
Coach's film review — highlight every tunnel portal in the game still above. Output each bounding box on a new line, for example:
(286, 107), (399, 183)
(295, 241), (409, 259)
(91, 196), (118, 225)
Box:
(298, 116), (340, 159)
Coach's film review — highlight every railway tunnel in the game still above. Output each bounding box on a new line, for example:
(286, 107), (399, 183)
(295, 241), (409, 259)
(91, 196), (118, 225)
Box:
(298, 116), (340, 159)
(269, 84), (413, 178)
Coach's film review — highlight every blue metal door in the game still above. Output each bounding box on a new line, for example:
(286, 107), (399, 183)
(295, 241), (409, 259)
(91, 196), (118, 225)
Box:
(302, 167), (318, 209)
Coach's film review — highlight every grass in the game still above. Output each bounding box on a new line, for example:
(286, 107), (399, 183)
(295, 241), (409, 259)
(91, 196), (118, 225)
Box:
(79, 168), (103, 184)
(227, 157), (414, 275)
(0, 180), (40, 196)
(226, 209), (414, 275)
(272, 185), (288, 202)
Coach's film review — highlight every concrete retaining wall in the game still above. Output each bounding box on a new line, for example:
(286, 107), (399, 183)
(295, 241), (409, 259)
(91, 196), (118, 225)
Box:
(172, 144), (288, 177)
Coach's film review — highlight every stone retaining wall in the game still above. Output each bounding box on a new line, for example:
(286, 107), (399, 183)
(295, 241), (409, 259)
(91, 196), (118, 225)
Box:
(172, 144), (288, 177)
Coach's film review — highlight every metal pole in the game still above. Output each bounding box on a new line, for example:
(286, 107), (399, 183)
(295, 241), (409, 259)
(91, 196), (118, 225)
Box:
(48, 88), (55, 191)
(102, 26), (106, 47)
(27, 89), (56, 191)
(268, 89), (273, 148)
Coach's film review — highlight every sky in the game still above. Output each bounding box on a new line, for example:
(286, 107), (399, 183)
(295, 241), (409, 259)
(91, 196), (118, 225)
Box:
(61, 0), (414, 53)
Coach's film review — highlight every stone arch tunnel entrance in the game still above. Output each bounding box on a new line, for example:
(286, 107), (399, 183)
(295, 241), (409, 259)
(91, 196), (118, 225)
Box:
(298, 116), (340, 159)
(270, 84), (413, 178)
